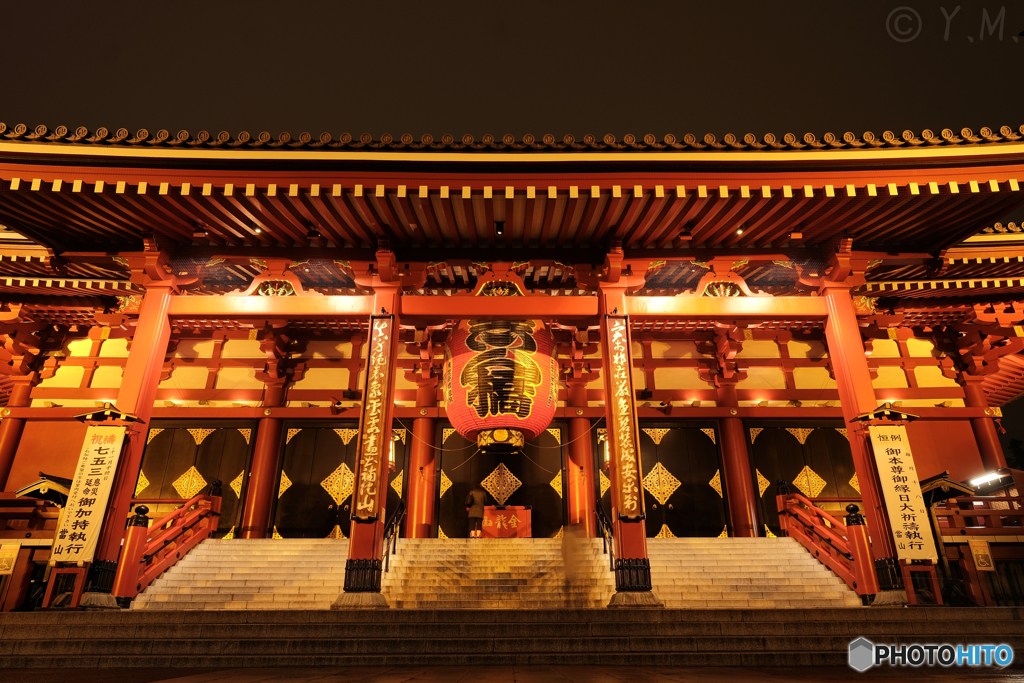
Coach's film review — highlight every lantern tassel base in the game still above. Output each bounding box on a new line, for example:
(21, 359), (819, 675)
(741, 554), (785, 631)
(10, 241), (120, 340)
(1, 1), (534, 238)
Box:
(607, 591), (665, 608)
(331, 592), (390, 610)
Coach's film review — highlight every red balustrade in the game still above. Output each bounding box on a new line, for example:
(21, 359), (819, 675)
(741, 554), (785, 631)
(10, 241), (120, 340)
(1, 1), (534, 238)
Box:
(110, 486), (222, 602)
(932, 493), (1024, 606)
(776, 486), (879, 599)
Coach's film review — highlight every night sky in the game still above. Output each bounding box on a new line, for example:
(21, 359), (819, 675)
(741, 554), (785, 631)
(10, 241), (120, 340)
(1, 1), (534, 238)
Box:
(4, 1), (1024, 463)
(2, 1), (1022, 141)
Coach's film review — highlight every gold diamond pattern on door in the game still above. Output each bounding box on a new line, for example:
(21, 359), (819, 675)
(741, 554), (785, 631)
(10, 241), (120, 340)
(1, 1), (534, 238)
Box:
(439, 470), (453, 498)
(481, 463), (522, 506)
(334, 429), (359, 445)
(278, 471), (293, 498)
(642, 428), (670, 445)
(229, 471), (245, 498)
(187, 428), (216, 446)
(321, 462), (354, 505)
(134, 470), (149, 497)
(655, 524), (676, 538)
(642, 462), (681, 506)
(756, 469), (771, 497)
(786, 428), (815, 445)
(792, 465), (827, 498)
(708, 469), (723, 498)
(549, 470), (563, 498)
(172, 466), (208, 500)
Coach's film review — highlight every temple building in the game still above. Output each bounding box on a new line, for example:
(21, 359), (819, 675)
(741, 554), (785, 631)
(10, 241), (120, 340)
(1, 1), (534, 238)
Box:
(0, 123), (1022, 665)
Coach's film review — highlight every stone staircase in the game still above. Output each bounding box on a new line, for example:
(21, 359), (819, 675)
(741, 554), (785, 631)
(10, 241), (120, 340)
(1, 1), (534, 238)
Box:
(133, 538), (349, 610)
(382, 537), (616, 609)
(132, 535), (860, 611)
(3, 607), (1022, 668)
(648, 537), (864, 609)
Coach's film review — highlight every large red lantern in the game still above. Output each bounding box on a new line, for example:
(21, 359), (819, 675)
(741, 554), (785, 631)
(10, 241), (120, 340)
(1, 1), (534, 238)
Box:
(443, 319), (559, 449)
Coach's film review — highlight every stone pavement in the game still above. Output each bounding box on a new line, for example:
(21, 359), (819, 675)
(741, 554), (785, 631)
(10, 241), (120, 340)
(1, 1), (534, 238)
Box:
(1, 666), (1021, 683)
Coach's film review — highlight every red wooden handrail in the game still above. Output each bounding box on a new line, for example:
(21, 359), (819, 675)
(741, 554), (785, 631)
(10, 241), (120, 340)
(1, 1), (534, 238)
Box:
(933, 494), (1024, 537)
(777, 488), (879, 597)
(111, 490), (222, 602)
(931, 494), (1024, 606)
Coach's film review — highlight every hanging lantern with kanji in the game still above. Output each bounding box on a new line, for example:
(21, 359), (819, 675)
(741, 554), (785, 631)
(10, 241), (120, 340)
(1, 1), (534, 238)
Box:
(443, 319), (559, 451)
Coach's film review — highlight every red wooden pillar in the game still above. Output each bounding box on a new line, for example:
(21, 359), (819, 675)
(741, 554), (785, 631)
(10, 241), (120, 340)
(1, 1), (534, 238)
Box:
(95, 285), (173, 566)
(406, 377), (437, 539)
(716, 380), (758, 538)
(240, 383), (286, 539)
(599, 287), (660, 606)
(336, 277), (400, 608)
(823, 286), (898, 589)
(960, 374), (1007, 471)
(566, 378), (596, 537)
(0, 376), (36, 490)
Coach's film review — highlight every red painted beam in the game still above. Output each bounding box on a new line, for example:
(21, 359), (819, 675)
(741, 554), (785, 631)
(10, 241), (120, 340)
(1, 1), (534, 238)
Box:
(400, 295), (599, 320)
(167, 294), (374, 319)
(626, 296), (828, 319)
(1, 404), (998, 422)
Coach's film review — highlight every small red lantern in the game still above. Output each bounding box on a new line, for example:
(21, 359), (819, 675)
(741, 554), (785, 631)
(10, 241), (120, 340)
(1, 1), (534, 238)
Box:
(443, 319), (559, 449)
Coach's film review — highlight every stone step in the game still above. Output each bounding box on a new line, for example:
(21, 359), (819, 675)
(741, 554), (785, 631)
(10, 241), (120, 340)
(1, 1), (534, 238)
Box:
(8, 607), (1018, 667)
(155, 581), (348, 589)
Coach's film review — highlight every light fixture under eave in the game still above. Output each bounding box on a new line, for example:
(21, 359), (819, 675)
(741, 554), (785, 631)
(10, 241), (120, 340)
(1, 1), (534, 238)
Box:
(736, 227), (744, 235)
(969, 471), (1007, 487)
(254, 227), (262, 233)
(495, 220), (504, 236)
(307, 226), (322, 239)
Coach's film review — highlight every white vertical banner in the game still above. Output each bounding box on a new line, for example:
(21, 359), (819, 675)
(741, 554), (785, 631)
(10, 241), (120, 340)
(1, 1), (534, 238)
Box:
(867, 424), (938, 563)
(50, 425), (126, 564)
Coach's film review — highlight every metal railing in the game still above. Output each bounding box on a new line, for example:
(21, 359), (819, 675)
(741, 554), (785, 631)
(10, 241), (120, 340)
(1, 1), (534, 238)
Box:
(595, 504), (615, 572)
(381, 499), (406, 573)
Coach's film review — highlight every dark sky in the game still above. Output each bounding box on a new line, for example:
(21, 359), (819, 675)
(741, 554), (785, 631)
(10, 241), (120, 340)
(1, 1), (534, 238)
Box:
(2, 1), (1023, 139)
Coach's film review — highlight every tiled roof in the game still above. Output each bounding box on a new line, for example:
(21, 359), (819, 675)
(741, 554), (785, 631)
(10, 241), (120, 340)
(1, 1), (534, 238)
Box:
(2, 123), (1024, 152)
